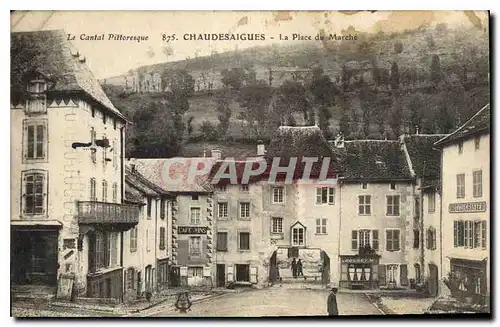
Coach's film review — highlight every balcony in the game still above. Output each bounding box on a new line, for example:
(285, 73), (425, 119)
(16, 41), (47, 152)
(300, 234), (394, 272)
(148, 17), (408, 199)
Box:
(77, 201), (140, 228)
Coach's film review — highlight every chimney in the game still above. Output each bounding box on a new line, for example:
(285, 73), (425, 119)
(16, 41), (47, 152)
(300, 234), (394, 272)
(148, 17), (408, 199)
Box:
(79, 55), (86, 63)
(257, 140), (266, 156)
(211, 148), (222, 161)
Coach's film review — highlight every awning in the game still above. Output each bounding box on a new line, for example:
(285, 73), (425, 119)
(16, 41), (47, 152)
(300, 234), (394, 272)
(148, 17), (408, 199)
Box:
(11, 220), (63, 230)
(446, 253), (488, 262)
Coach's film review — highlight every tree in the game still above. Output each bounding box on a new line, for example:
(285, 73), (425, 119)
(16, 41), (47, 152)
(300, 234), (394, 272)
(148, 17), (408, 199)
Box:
(200, 120), (218, 141)
(407, 95), (424, 134)
(160, 69), (195, 114)
(275, 80), (311, 123)
(186, 116), (194, 136)
(371, 60), (381, 86)
(390, 62), (400, 90)
(430, 54), (442, 86)
(380, 67), (390, 87)
(394, 40), (403, 54)
(388, 104), (403, 138)
(221, 67), (256, 90)
(216, 90), (232, 138)
(341, 65), (351, 92)
(435, 102), (455, 134)
(237, 80), (273, 137)
(309, 67), (337, 137)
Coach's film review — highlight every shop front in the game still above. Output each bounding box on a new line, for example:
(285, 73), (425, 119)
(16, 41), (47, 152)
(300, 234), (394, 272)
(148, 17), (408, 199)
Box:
(339, 255), (380, 290)
(449, 258), (488, 305)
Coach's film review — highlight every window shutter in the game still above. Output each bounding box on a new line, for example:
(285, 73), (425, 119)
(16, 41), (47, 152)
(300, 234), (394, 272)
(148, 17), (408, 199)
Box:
(316, 219), (321, 234)
(351, 230), (358, 250)
(316, 188), (322, 204)
(378, 264), (386, 286)
(386, 230), (391, 251)
(372, 230), (379, 250)
(481, 221), (487, 249)
(227, 266), (234, 282)
(453, 221), (458, 247)
(400, 264), (408, 286)
(250, 266), (257, 283)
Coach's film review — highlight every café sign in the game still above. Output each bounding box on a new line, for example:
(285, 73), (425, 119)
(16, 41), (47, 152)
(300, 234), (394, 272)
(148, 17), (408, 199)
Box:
(449, 202), (487, 213)
(341, 257), (378, 264)
(178, 226), (208, 234)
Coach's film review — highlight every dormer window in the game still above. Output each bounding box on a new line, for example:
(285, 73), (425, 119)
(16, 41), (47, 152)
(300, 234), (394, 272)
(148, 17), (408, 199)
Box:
(25, 80), (47, 114)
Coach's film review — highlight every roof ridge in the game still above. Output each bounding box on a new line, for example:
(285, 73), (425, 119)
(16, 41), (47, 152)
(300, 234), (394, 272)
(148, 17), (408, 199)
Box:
(434, 103), (490, 145)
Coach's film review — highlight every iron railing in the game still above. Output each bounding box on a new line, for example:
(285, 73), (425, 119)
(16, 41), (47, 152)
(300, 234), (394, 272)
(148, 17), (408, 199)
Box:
(77, 201), (141, 224)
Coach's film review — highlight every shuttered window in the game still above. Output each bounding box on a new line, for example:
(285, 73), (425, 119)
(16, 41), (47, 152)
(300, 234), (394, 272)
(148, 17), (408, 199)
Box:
(217, 232), (228, 251)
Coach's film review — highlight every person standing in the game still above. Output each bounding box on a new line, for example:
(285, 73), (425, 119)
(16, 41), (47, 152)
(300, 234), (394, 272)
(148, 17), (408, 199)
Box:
(297, 259), (304, 278)
(291, 258), (297, 278)
(327, 287), (339, 316)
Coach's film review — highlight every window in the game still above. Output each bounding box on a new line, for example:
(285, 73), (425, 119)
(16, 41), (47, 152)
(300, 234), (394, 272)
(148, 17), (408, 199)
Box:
(126, 268), (135, 289)
(414, 198), (420, 220)
(458, 141), (463, 154)
(390, 182), (396, 190)
(112, 183), (117, 203)
(413, 229), (420, 249)
(351, 230), (379, 250)
(160, 199), (165, 219)
(386, 195), (400, 216)
(426, 227), (437, 250)
(25, 80), (47, 114)
(271, 217), (283, 234)
(316, 187), (335, 205)
(90, 231), (118, 272)
(191, 194), (199, 201)
(235, 264), (250, 282)
(414, 264), (421, 284)
(316, 218), (327, 235)
(90, 178), (97, 201)
(113, 119), (117, 130)
(91, 107), (95, 118)
(291, 226), (305, 246)
(21, 170), (47, 215)
(239, 232), (250, 250)
(386, 229), (401, 251)
(190, 207), (201, 224)
(217, 202), (228, 219)
(456, 173), (465, 198)
(428, 192), (436, 213)
(453, 221), (465, 247)
(108, 233), (118, 266)
(102, 113), (107, 125)
(386, 265), (398, 284)
(241, 184), (249, 192)
(239, 202), (250, 219)
(217, 232), (228, 251)
(130, 227), (138, 252)
(147, 198), (152, 218)
(188, 267), (203, 278)
(358, 195), (371, 215)
(475, 136), (481, 150)
(159, 227), (166, 250)
(218, 185), (227, 192)
(362, 183), (368, 189)
(189, 236), (201, 256)
(24, 120), (47, 161)
(464, 220), (473, 248)
(272, 186), (284, 204)
(101, 134), (108, 166)
(102, 180), (108, 202)
(473, 170), (483, 197)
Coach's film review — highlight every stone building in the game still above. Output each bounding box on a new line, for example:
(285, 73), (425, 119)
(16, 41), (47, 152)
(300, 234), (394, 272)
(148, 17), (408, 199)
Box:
(122, 165), (175, 302)
(10, 30), (138, 301)
(434, 104), (490, 305)
(133, 158), (215, 288)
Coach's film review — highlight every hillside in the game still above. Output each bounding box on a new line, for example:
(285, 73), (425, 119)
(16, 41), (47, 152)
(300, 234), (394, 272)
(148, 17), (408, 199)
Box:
(101, 24), (490, 158)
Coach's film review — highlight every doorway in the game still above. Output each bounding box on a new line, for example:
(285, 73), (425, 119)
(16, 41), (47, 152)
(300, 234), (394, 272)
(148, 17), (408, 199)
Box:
(321, 251), (330, 285)
(11, 229), (58, 286)
(169, 266), (180, 287)
(216, 264), (226, 287)
(428, 264), (439, 297)
(145, 265), (152, 293)
(235, 264), (250, 282)
(269, 251), (279, 283)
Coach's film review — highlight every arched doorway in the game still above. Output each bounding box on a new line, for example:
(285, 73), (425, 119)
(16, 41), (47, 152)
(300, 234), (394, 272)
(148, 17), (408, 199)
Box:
(321, 251), (330, 286)
(269, 250), (279, 284)
(428, 264), (439, 297)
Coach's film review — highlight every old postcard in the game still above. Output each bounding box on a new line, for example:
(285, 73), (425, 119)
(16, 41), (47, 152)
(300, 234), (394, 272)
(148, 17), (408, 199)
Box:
(10, 10), (490, 318)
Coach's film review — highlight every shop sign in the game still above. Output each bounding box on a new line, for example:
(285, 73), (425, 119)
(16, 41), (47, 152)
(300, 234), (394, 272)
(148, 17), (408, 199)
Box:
(341, 257), (377, 264)
(178, 226), (208, 234)
(449, 202), (487, 213)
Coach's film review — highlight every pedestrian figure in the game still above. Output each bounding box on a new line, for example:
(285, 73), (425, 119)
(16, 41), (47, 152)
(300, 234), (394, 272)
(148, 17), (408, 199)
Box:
(327, 287), (339, 316)
(297, 259), (304, 278)
(291, 258), (297, 278)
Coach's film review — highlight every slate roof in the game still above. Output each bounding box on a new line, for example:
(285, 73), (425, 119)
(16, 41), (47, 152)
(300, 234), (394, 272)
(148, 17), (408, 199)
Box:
(336, 140), (413, 181)
(11, 30), (126, 120)
(132, 158), (214, 193)
(402, 134), (448, 180)
(434, 104), (490, 147)
(125, 166), (174, 197)
(124, 190), (145, 204)
(180, 142), (258, 160)
(266, 126), (334, 158)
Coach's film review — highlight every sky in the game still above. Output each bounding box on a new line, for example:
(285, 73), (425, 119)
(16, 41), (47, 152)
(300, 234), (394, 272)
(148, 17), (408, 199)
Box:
(11, 11), (488, 79)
